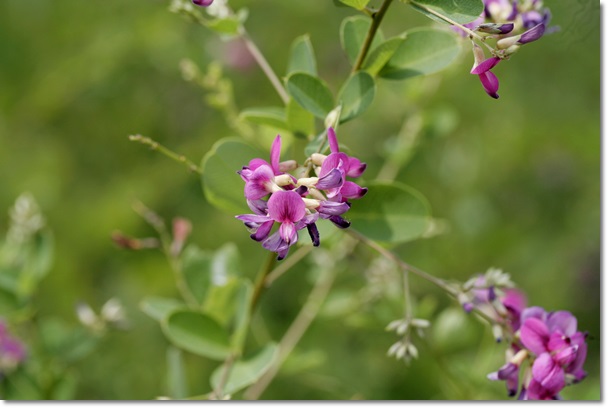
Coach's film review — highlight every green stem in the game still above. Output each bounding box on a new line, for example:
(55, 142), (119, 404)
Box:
(352, 0), (395, 72)
(129, 135), (201, 174)
(239, 29), (290, 104)
(250, 252), (278, 311)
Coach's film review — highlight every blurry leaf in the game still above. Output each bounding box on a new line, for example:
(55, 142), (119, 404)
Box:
(432, 307), (478, 352)
(286, 99), (315, 139)
(337, 71), (376, 123)
(348, 181), (431, 244)
(363, 36), (406, 76)
(39, 318), (98, 363)
(239, 107), (290, 131)
(162, 310), (231, 360)
(338, 0), (370, 10)
(281, 349), (326, 375)
(140, 296), (186, 322)
(285, 73), (334, 119)
(167, 346), (189, 399)
(203, 278), (242, 327)
(181, 245), (213, 305)
(205, 16), (241, 35)
(230, 280), (253, 351)
(201, 138), (265, 215)
(304, 130), (328, 157)
(210, 343), (278, 395)
(211, 243), (242, 282)
(319, 289), (360, 319)
(51, 371), (77, 400)
(340, 16), (385, 65)
(287, 35), (317, 75)
(409, 0), (484, 25)
(380, 28), (461, 80)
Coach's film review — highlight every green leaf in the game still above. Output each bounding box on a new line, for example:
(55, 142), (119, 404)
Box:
(340, 16), (385, 66)
(287, 35), (317, 76)
(239, 107), (289, 131)
(205, 16), (241, 36)
(338, 0), (370, 10)
(229, 280), (253, 351)
(201, 138), (265, 214)
(210, 343), (279, 395)
(167, 346), (189, 399)
(181, 245), (213, 305)
(337, 71), (376, 123)
(140, 296), (186, 322)
(380, 28), (461, 80)
(348, 181), (432, 244)
(409, 0), (484, 25)
(203, 278), (243, 327)
(286, 99), (315, 139)
(285, 73), (334, 119)
(363, 36), (406, 76)
(162, 310), (231, 360)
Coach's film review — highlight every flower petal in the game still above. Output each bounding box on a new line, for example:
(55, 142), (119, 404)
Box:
(329, 215), (350, 229)
(245, 165), (276, 200)
(521, 306), (546, 323)
(519, 23), (545, 44)
(317, 201), (350, 216)
(531, 353), (565, 395)
(279, 221), (298, 245)
(251, 220), (274, 242)
(346, 157), (367, 178)
(478, 71), (500, 99)
(520, 317), (550, 355)
(339, 181), (368, 200)
(546, 311), (577, 337)
(306, 223), (320, 247)
(270, 135), (282, 174)
(267, 190), (306, 223)
(236, 214), (271, 225)
(471, 57), (501, 75)
(247, 199), (268, 215)
(316, 168), (344, 190)
(327, 127), (340, 153)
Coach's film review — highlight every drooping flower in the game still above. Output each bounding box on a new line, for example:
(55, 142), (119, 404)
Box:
(192, 0), (214, 6)
(471, 44), (501, 99)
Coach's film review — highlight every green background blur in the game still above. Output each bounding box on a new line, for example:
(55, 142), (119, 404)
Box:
(0, 0), (600, 400)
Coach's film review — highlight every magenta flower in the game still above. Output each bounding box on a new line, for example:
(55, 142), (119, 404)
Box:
(471, 54), (501, 99)
(192, 0), (214, 6)
(0, 321), (26, 373)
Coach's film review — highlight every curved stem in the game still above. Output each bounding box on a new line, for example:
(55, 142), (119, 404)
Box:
(129, 135), (201, 174)
(240, 29), (290, 104)
(250, 252), (278, 311)
(352, 0), (395, 72)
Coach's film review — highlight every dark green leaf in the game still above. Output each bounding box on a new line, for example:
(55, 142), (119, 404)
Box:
(210, 343), (278, 395)
(340, 16), (385, 66)
(239, 107), (289, 131)
(201, 138), (265, 214)
(337, 71), (376, 123)
(285, 73), (334, 119)
(348, 181), (432, 244)
(409, 0), (484, 25)
(363, 36), (406, 76)
(287, 35), (317, 75)
(162, 310), (231, 360)
(380, 28), (461, 80)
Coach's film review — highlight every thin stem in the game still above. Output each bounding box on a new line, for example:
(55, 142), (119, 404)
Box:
(250, 252), (278, 311)
(352, 0), (395, 72)
(129, 135), (201, 174)
(264, 245), (313, 287)
(407, 0), (496, 53)
(239, 29), (290, 104)
(402, 270), (413, 321)
(212, 354), (236, 400)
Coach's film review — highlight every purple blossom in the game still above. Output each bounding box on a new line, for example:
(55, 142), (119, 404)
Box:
(238, 135), (290, 200)
(471, 46), (501, 99)
(0, 321), (26, 373)
(192, 0), (214, 6)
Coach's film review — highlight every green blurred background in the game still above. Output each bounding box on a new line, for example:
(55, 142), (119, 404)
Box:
(0, 0), (599, 400)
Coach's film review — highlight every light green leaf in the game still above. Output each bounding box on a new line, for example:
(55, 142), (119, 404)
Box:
(337, 71), (376, 123)
(181, 245), (213, 305)
(239, 107), (289, 131)
(287, 35), (317, 75)
(286, 99), (315, 139)
(140, 296), (186, 322)
(210, 343), (279, 395)
(380, 27), (461, 80)
(162, 310), (231, 360)
(167, 346), (189, 399)
(348, 181), (432, 244)
(229, 280), (253, 351)
(338, 0), (370, 10)
(205, 16), (241, 36)
(202, 278), (242, 327)
(201, 138), (265, 214)
(285, 73), (334, 119)
(363, 36), (406, 76)
(409, 0), (484, 25)
(340, 16), (385, 66)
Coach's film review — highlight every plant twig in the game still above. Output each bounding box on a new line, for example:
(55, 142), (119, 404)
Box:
(129, 135), (202, 174)
(250, 252), (278, 311)
(352, 0), (395, 72)
(264, 245), (313, 286)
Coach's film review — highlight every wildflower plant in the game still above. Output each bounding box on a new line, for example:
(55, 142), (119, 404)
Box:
(108, 0), (596, 401)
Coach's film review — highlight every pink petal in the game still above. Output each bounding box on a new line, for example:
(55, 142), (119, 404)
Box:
(319, 153), (347, 178)
(478, 71), (500, 99)
(531, 353), (565, 395)
(270, 135), (282, 174)
(471, 57), (501, 74)
(546, 311), (577, 337)
(244, 165), (275, 200)
(327, 127), (340, 153)
(267, 190), (306, 223)
(339, 181), (368, 200)
(279, 221), (298, 245)
(520, 317), (550, 355)
(346, 157), (367, 178)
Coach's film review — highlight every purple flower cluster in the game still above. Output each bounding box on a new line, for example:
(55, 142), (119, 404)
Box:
(0, 321), (26, 374)
(456, 0), (552, 99)
(236, 128), (367, 260)
(459, 271), (588, 399)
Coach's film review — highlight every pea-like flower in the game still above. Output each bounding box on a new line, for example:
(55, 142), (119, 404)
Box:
(192, 0), (214, 7)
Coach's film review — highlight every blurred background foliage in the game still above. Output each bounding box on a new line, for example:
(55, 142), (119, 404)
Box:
(0, 0), (599, 400)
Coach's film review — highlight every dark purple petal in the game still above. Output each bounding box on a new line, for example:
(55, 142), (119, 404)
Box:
(316, 168), (344, 190)
(262, 231), (289, 253)
(236, 214), (271, 225)
(327, 127), (340, 153)
(546, 311), (577, 336)
(477, 23), (514, 35)
(339, 181), (368, 200)
(521, 11), (543, 29)
(306, 223), (320, 247)
(251, 220), (274, 242)
(520, 317), (550, 355)
(192, 0), (214, 6)
(329, 215), (351, 229)
(462, 302), (475, 313)
(317, 201), (350, 216)
(487, 362), (519, 397)
(519, 23), (545, 44)
(346, 157), (367, 178)
(478, 71), (500, 99)
(471, 57), (501, 74)
(531, 353), (565, 395)
(270, 135), (282, 174)
(294, 186), (308, 196)
(267, 190), (306, 223)
(247, 199), (268, 215)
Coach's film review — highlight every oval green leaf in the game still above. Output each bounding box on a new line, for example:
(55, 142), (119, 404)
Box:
(201, 138), (265, 214)
(140, 296), (185, 322)
(285, 73), (334, 119)
(286, 99), (315, 139)
(239, 107), (289, 131)
(348, 181), (432, 244)
(287, 35), (317, 76)
(340, 16), (385, 66)
(162, 310), (231, 360)
(210, 343), (279, 395)
(363, 36), (406, 76)
(379, 28), (461, 80)
(338, 0), (370, 10)
(337, 71), (376, 123)
(409, 0), (484, 25)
